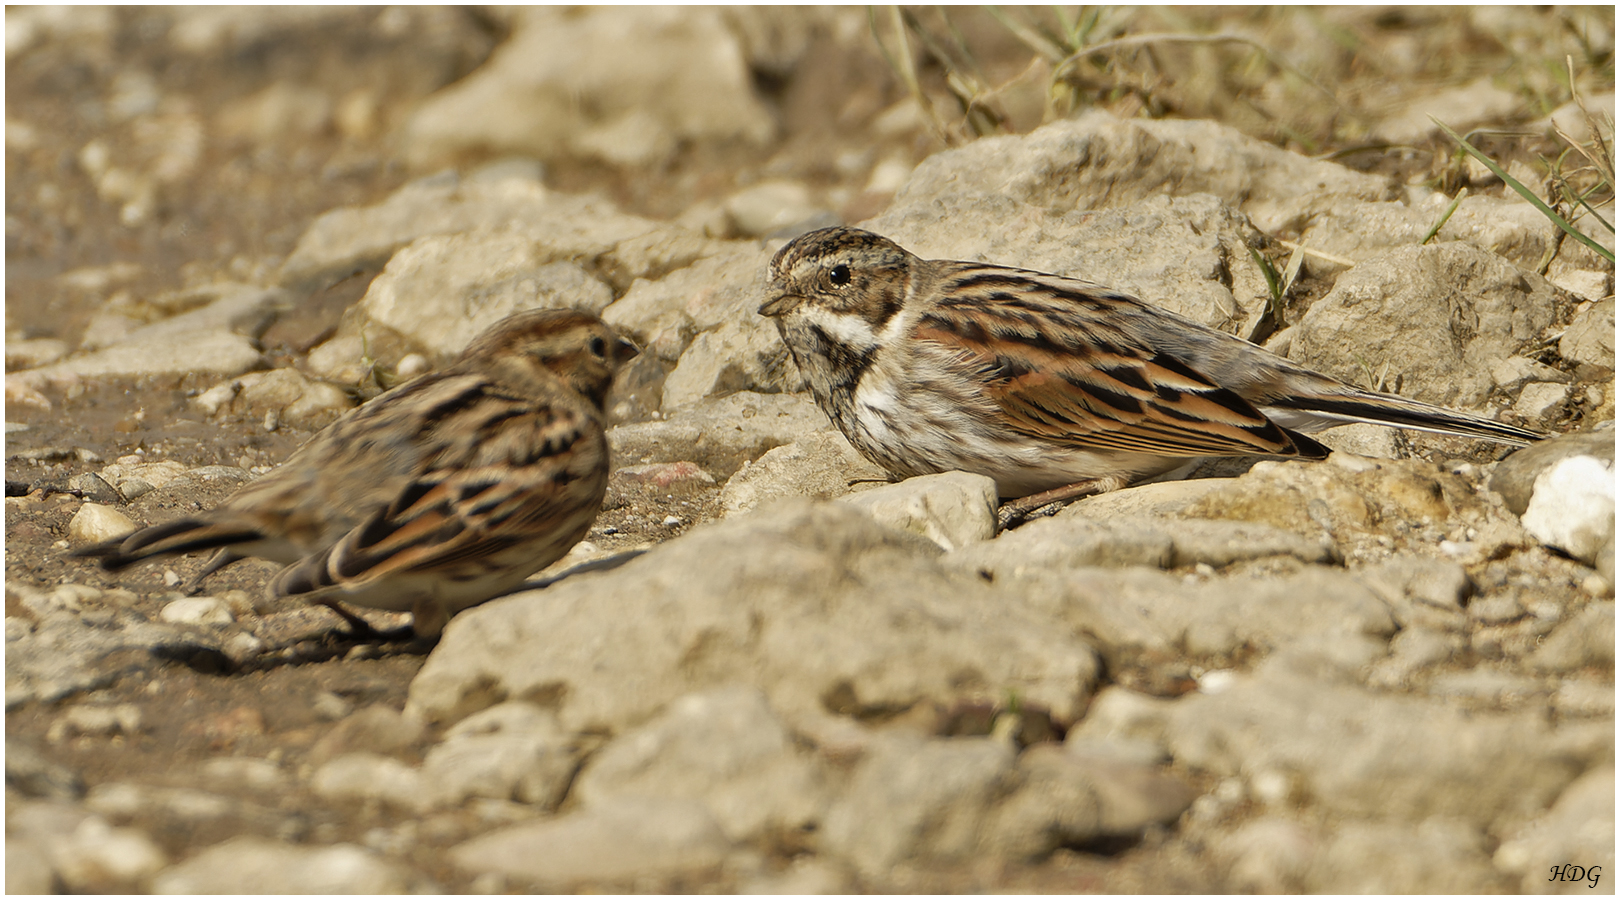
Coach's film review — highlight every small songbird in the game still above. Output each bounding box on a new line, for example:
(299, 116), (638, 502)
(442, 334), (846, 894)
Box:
(75, 308), (638, 639)
(759, 226), (1545, 524)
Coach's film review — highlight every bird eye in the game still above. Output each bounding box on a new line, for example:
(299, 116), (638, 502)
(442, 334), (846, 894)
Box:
(828, 263), (852, 286)
(589, 337), (607, 358)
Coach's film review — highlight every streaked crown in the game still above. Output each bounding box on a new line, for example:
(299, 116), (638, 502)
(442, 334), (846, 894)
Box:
(459, 308), (638, 407)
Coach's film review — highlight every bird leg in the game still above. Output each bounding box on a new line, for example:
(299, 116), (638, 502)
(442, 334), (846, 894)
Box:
(996, 477), (1123, 530)
(179, 549), (244, 595)
(317, 599), (416, 643)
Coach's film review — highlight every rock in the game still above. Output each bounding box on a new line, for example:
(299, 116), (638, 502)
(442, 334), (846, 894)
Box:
(602, 245), (771, 347)
(307, 705), (425, 766)
(152, 836), (414, 894)
(719, 432), (887, 516)
(1515, 382), (1570, 422)
(1559, 298), (1614, 369)
(613, 461), (716, 490)
(881, 111), (1391, 239)
(1061, 479), (1228, 519)
(408, 501), (1101, 734)
(278, 174), (659, 294)
(1495, 766), (1615, 894)
(871, 193), (1277, 339)
(5, 588), (229, 706)
(1552, 680), (1614, 718)
(1527, 603), (1615, 673)
(1164, 655), (1600, 830)
(608, 391), (833, 478)
(308, 753), (423, 809)
(1216, 816), (1504, 893)
(950, 514), (1337, 579)
(45, 816), (168, 893)
(819, 734), (1015, 879)
(1212, 817), (1317, 893)
(194, 368), (353, 430)
(1010, 565), (1394, 659)
(159, 597), (235, 627)
(1520, 455), (1615, 567)
(1489, 428), (1615, 515)
(419, 702), (580, 810)
(84, 782), (292, 837)
(402, 7), (773, 169)
(723, 180), (827, 237)
(572, 686), (826, 842)
(215, 81), (331, 144)
(67, 503), (135, 543)
(6, 837), (56, 893)
(985, 744), (1196, 858)
(1490, 355), (1571, 392)
(839, 472), (998, 552)
(5, 738), (86, 800)
(1289, 243), (1569, 408)
(47, 703), (143, 742)
(198, 757), (289, 795)
(660, 319), (803, 410)
(5, 337), (69, 370)
(66, 472), (120, 503)
(357, 232), (615, 358)
(1372, 76), (1522, 144)
(9, 284), (281, 387)
(1064, 687), (1177, 752)
(448, 797), (730, 890)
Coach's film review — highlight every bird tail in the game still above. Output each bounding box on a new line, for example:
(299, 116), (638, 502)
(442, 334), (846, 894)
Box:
(70, 518), (265, 570)
(1263, 390), (1546, 447)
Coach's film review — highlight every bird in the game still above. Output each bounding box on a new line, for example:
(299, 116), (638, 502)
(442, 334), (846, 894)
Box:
(74, 308), (638, 639)
(758, 225), (1546, 525)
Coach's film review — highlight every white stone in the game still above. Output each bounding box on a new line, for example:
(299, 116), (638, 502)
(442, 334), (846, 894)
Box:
(152, 836), (412, 894)
(1520, 455), (1615, 566)
(68, 503), (136, 544)
(1515, 381), (1570, 423)
(839, 471), (998, 552)
(159, 597), (235, 627)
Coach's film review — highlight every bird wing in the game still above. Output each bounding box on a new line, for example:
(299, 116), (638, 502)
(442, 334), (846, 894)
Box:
(269, 374), (607, 599)
(914, 271), (1320, 459)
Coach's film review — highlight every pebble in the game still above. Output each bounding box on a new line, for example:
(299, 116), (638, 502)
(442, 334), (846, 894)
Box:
(47, 703), (144, 742)
(67, 503), (136, 544)
(49, 817), (168, 893)
(151, 836), (414, 894)
(159, 597), (235, 626)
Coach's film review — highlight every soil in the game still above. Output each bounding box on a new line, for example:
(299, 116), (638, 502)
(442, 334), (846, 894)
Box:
(5, 6), (1611, 892)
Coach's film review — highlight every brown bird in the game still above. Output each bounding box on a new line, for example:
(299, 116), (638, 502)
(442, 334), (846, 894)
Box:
(75, 308), (637, 638)
(759, 226), (1545, 524)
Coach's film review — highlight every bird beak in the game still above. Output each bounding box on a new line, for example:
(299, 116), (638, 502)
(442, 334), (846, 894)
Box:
(613, 336), (640, 366)
(758, 290), (800, 318)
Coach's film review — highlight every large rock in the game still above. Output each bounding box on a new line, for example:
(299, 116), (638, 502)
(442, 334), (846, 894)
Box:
(1289, 242), (1571, 408)
(402, 7), (774, 169)
(407, 501), (1101, 733)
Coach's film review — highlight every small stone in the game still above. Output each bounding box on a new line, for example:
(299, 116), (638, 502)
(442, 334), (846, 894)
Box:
(66, 473), (121, 503)
(615, 461), (716, 489)
(116, 478), (155, 500)
(199, 757), (290, 794)
(1520, 455), (1615, 567)
(1552, 680), (1615, 717)
(1558, 298), (1614, 369)
(839, 471), (998, 552)
(159, 597), (235, 627)
(151, 836), (413, 894)
(449, 797), (729, 889)
(49, 817), (167, 893)
(309, 752), (423, 809)
(311, 691), (354, 721)
(47, 704), (144, 742)
(68, 503), (136, 544)
(1514, 382), (1570, 422)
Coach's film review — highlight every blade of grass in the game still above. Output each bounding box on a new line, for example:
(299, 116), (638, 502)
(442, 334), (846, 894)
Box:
(1432, 116), (1615, 263)
(1421, 187), (1468, 244)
